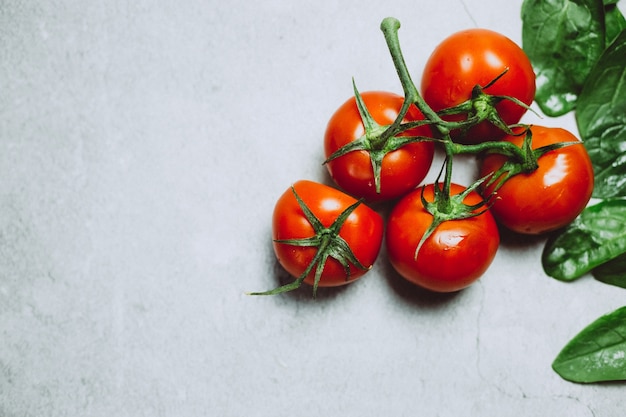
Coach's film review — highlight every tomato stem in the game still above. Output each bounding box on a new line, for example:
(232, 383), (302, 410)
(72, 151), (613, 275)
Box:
(380, 17), (449, 137)
(450, 136), (526, 160)
(380, 17), (541, 158)
(326, 18), (536, 200)
(440, 149), (454, 212)
(381, 16), (458, 213)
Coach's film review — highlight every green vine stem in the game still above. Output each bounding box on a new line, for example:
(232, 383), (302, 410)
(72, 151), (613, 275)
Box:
(380, 17), (449, 137)
(324, 17), (540, 208)
(324, 17), (569, 260)
(378, 17), (549, 206)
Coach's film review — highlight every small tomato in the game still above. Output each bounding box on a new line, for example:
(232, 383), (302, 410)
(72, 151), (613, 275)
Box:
(271, 180), (384, 292)
(324, 91), (434, 202)
(386, 183), (500, 293)
(479, 125), (594, 235)
(420, 28), (536, 143)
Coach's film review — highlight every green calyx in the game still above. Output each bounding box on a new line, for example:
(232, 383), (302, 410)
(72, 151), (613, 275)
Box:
(484, 128), (582, 193)
(414, 161), (493, 260)
(437, 69), (539, 139)
(249, 186), (368, 297)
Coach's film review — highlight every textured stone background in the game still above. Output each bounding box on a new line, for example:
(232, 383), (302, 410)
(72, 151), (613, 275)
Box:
(1, 1), (624, 416)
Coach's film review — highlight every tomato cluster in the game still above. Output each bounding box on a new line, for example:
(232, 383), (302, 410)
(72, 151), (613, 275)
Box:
(253, 20), (594, 297)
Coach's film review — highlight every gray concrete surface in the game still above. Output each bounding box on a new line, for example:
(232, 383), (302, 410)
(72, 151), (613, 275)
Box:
(1, 1), (624, 416)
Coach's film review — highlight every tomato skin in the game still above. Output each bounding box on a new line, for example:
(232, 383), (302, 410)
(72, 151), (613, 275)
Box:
(385, 183), (500, 293)
(324, 91), (434, 202)
(479, 126), (594, 235)
(420, 29), (536, 143)
(272, 180), (384, 287)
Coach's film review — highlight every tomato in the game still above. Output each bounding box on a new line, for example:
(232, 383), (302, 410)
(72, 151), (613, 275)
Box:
(272, 180), (384, 288)
(479, 126), (594, 235)
(420, 29), (536, 143)
(385, 183), (500, 293)
(324, 91), (434, 202)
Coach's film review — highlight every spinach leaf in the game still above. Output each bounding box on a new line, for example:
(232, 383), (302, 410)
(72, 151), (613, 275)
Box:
(553, 306), (626, 383)
(542, 199), (626, 280)
(605, 1), (626, 44)
(521, 0), (606, 116)
(576, 30), (626, 198)
(592, 252), (626, 288)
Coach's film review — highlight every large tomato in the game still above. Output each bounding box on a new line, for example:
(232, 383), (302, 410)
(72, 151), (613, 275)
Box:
(420, 29), (536, 143)
(479, 125), (594, 235)
(386, 183), (500, 293)
(272, 180), (384, 288)
(324, 91), (434, 202)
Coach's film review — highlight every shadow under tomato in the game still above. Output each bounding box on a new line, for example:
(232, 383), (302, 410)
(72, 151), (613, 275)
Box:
(380, 255), (462, 309)
(496, 225), (549, 250)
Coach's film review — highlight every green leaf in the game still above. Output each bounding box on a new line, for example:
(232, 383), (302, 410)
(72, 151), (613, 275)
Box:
(553, 306), (626, 383)
(521, 0), (606, 116)
(592, 251), (626, 288)
(605, 0), (626, 45)
(576, 29), (626, 198)
(542, 199), (626, 280)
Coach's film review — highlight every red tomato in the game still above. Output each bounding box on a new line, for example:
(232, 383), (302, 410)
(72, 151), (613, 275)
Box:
(386, 183), (500, 292)
(324, 91), (434, 202)
(272, 180), (384, 288)
(420, 29), (536, 143)
(479, 126), (594, 235)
